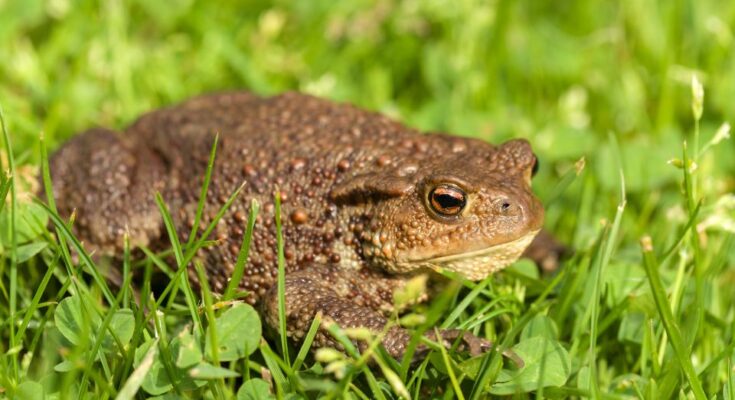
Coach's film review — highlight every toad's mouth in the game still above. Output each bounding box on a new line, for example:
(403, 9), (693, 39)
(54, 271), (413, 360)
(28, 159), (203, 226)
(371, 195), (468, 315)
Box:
(411, 230), (541, 281)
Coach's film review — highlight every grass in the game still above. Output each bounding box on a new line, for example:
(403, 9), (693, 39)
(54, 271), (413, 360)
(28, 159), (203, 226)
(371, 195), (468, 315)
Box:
(1, 0), (734, 398)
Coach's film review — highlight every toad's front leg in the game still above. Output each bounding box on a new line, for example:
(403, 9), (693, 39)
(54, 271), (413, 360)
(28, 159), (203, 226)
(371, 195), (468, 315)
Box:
(262, 266), (491, 360)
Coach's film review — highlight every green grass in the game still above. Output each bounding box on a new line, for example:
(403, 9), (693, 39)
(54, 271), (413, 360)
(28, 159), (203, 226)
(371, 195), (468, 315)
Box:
(1, 0), (735, 398)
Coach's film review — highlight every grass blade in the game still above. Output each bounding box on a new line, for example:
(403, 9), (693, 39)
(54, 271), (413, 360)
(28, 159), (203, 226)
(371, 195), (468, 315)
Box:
(122, 232), (131, 309)
(640, 236), (706, 400)
(274, 190), (290, 365)
(223, 199), (259, 301)
(259, 341), (288, 398)
(115, 338), (158, 400)
(292, 311), (322, 372)
(586, 133), (626, 399)
(154, 192), (203, 333)
(0, 104), (19, 380)
(435, 328), (465, 400)
(36, 201), (116, 305)
(16, 253), (59, 340)
(195, 260), (227, 397)
(0, 170), (10, 215)
(543, 156), (585, 206)
(185, 133), (219, 249)
(440, 279), (490, 329)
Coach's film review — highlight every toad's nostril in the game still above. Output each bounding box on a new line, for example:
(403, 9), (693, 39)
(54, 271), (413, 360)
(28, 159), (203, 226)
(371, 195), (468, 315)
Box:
(499, 201), (513, 214)
(498, 198), (526, 217)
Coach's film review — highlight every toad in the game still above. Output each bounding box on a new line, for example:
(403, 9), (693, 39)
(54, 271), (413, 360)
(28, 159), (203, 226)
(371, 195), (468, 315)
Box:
(49, 92), (548, 359)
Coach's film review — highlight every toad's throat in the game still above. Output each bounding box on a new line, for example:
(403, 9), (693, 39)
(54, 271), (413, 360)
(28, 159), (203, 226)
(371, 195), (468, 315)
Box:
(411, 230), (541, 281)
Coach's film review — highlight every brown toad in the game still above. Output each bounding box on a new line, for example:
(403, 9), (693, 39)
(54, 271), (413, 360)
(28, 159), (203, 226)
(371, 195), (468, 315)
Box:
(49, 92), (546, 359)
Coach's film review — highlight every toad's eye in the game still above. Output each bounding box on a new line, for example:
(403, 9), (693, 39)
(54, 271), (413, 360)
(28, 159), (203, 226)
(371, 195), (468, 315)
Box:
(429, 185), (467, 217)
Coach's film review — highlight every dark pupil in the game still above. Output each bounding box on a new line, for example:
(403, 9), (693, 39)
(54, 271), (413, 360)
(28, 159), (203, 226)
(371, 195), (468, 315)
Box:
(435, 193), (462, 209)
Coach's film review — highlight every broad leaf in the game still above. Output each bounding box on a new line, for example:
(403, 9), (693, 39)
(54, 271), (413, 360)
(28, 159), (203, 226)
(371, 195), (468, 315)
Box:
(490, 337), (571, 395)
(133, 339), (206, 396)
(54, 296), (134, 355)
(55, 296), (92, 345)
(205, 303), (261, 361)
(103, 309), (135, 352)
(14, 380), (44, 400)
(16, 241), (47, 262)
(175, 329), (202, 369)
(237, 378), (275, 400)
(520, 315), (559, 340)
(188, 362), (239, 379)
(460, 336), (571, 395)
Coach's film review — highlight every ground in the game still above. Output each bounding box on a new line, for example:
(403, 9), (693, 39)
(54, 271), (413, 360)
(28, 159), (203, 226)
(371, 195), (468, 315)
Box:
(0, 1), (734, 399)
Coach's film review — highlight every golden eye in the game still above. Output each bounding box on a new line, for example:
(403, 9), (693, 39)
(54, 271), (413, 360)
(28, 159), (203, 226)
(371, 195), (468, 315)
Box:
(429, 184), (467, 217)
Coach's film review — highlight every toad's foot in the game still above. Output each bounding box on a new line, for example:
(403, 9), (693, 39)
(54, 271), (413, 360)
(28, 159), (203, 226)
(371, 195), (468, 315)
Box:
(522, 229), (570, 274)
